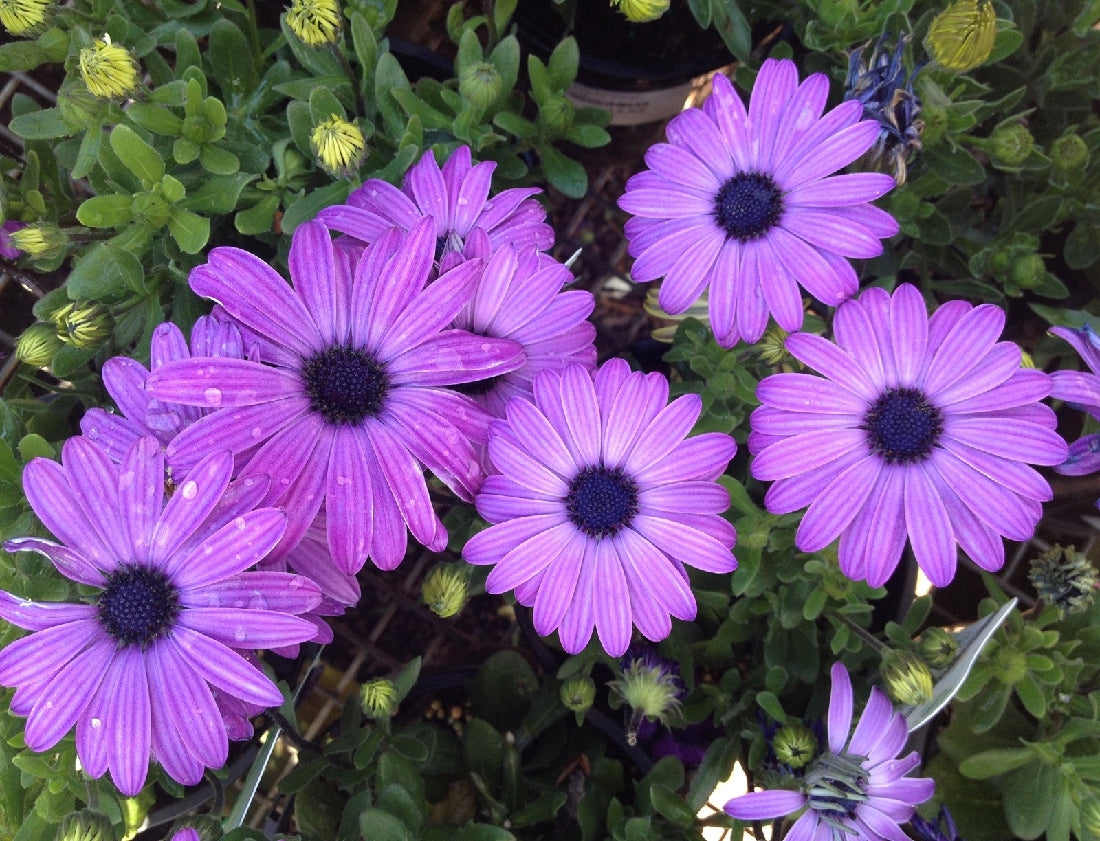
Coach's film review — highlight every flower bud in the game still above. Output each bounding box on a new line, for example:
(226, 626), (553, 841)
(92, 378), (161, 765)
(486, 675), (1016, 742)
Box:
(1051, 133), (1089, 172)
(421, 563), (469, 619)
(916, 627), (958, 670)
(285, 0), (342, 47)
(0, 0), (53, 36)
(15, 322), (63, 367)
(989, 124), (1034, 169)
(56, 808), (117, 841)
(54, 300), (114, 348)
(9, 222), (67, 260)
(560, 674), (596, 718)
(1029, 544), (1098, 617)
(1009, 253), (1045, 291)
(360, 677), (398, 719)
(459, 61), (504, 112)
(611, 0), (670, 23)
(926, 0), (996, 72)
(539, 95), (574, 133)
(757, 325), (790, 366)
(310, 115), (366, 178)
(165, 815), (222, 841)
(0, 219), (26, 259)
(879, 649), (934, 706)
(1019, 350), (1036, 369)
(79, 36), (139, 100)
(773, 724), (817, 769)
(58, 80), (105, 131)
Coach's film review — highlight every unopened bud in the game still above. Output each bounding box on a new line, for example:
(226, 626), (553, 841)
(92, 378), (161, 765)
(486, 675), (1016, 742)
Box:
(916, 627), (958, 670)
(1010, 253), (1045, 291)
(459, 61), (504, 112)
(560, 674), (596, 720)
(15, 322), (63, 367)
(56, 808), (117, 841)
(0, 0), (53, 36)
(757, 325), (790, 366)
(9, 222), (67, 259)
(54, 300), (113, 348)
(285, 0), (342, 46)
(360, 678), (398, 719)
(880, 649), (934, 707)
(611, 0), (670, 23)
(310, 115), (366, 178)
(927, 0), (996, 72)
(164, 815), (222, 841)
(1051, 133), (1089, 172)
(79, 36), (139, 100)
(540, 95), (574, 133)
(422, 563), (469, 619)
(773, 724), (818, 769)
(989, 124), (1035, 169)
(58, 80), (105, 131)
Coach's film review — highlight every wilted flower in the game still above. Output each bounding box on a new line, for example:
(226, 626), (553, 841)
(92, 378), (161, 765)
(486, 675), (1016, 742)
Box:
(285, 0), (342, 46)
(611, 646), (686, 743)
(14, 322), (63, 368)
(725, 663), (935, 838)
(750, 284), (1067, 588)
(1029, 545), (1098, 616)
(0, 0), (52, 36)
(360, 678), (398, 718)
(610, 0), (670, 23)
(926, 0), (997, 72)
(619, 59), (897, 348)
(9, 222), (67, 259)
(917, 626), (959, 670)
(310, 115), (366, 177)
(421, 563), (469, 618)
(54, 300), (113, 348)
(879, 649), (934, 706)
(845, 35), (925, 184)
(79, 36), (139, 100)
(0, 437), (322, 795)
(910, 806), (965, 841)
(463, 359), (737, 656)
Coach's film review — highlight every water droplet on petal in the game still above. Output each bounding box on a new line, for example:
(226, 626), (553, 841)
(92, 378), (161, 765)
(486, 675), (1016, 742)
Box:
(180, 480), (198, 500)
(336, 475), (349, 486)
(203, 387), (223, 406)
(251, 426), (263, 438)
(234, 627), (247, 642)
(90, 718), (102, 729)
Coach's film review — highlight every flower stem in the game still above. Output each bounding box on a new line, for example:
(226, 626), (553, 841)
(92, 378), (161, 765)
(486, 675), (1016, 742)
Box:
(827, 609), (889, 654)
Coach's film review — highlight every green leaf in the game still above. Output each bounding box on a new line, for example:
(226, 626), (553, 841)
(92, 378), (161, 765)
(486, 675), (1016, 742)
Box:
(358, 808), (412, 841)
(71, 123), (104, 180)
(168, 208), (210, 254)
(377, 783), (424, 833)
(493, 111), (538, 139)
(125, 103), (183, 135)
(922, 145), (986, 185)
(566, 123), (611, 148)
(281, 181), (351, 234)
(182, 172), (255, 214)
(547, 37), (579, 90)
(309, 86), (348, 123)
(650, 784), (695, 827)
(9, 107), (70, 140)
(537, 144), (586, 198)
(199, 144), (240, 175)
(66, 240), (144, 298)
(959, 746), (1036, 779)
(209, 18), (258, 99)
(110, 124), (165, 184)
(76, 194), (134, 228)
(235, 194), (280, 236)
(1004, 762), (1055, 839)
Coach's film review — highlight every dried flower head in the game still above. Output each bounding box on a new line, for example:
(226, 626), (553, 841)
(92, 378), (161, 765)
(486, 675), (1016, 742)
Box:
(1029, 545), (1098, 616)
(285, 0), (342, 46)
(79, 36), (139, 100)
(310, 115), (366, 177)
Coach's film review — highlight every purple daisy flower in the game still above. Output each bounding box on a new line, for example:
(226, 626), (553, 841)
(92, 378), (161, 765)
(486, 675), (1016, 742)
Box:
(1048, 324), (1100, 477)
(463, 359), (737, 656)
(147, 219), (524, 573)
(0, 437), (322, 795)
(81, 315), (247, 468)
(618, 58), (898, 348)
(750, 284), (1068, 587)
(724, 662), (935, 840)
(317, 145), (554, 273)
(0, 219), (27, 259)
(451, 244), (597, 419)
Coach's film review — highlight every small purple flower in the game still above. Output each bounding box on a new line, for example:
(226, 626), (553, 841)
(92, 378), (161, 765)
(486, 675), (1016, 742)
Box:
(618, 58), (898, 348)
(0, 437), (322, 795)
(1048, 324), (1100, 477)
(910, 807), (964, 841)
(147, 219), (524, 573)
(81, 315), (247, 469)
(317, 145), (554, 273)
(463, 359), (737, 656)
(750, 284), (1067, 587)
(0, 220), (27, 259)
(724, 662), (934, 840)
(451, 244), (597, 418)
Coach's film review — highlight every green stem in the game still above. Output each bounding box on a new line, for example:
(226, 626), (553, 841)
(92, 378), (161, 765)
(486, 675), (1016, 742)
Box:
(827, 609), (889, 655)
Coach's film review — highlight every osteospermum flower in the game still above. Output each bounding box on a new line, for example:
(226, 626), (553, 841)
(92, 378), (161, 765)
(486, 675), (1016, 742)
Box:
(750, 284), (1068, 587)
(1048, 324), (1100, 477)
(618, 58), (898, 348)
(463, 360), (737, 656)
(726, 663), (934, 839)
(285, 0), (342, 46)
(147, 219), (524, 573)
(81, 315), (247, 469)
(311, 115), (366, 178)
(451, 244), (596, 418)
(0, 219), (27, 257)
(0, 437), (322, 795)
(79, 36), (139, 100)
(317, 145), (554, 273)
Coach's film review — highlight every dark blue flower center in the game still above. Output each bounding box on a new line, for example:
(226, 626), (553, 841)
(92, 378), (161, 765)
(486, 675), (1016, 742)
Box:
(804, 751), (869, 826)
(713, 171), (784, 241)
(302, 344), (390, 425)
(452, 374), (502, 397)
(97, 564), (180, 648)
(565, 465), (639, 539)
(862, 387), (942, 463)
(435, 230), (463, 262)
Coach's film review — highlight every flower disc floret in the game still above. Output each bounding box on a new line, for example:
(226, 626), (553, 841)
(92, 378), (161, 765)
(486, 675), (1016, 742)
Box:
(749, 284), (1068, 588)
(619, 58), (899, 348)
(97, 565), (180, 647)
(463, 359), (737, 656)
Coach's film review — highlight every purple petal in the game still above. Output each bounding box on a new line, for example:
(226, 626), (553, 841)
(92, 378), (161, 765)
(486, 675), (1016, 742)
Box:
(170, 509), (288, 589)
(120, 437), (164, 563)
(325, 427), (374, 573)
(888, 284), (928, 383)
(387, 330), (523, 386)
(367, 421), (443, 551)
(762, 447), (866, 514)
(786, 172), (896, 208)
(782, 208), (886, 259)
(149, 358), (301, 408)
(531, 528), (587, 636)
(106, 650), (152, 796)
(779, 120), (880, 186)
(592, 540), (632, 657)
(622, 395), (706, 476)
(757, 372), (868, 414)
(186, 570), (330, 613)
(502, 398), (576, 477)
(783, 335), (876, 399)
(905, 466), (957, 587)
(487, 432), (570, 496)
(944, 417), (1068, 466)
(640, 433), (737, 485)
(922, 304), (1005, 395)
(796, 455), (881, 552)
(380, 259), (483, 355)
(178, 608), (318, 648)
(151, 451), (234, 566)
(557, 542), (597, 653)
(837, 467), (907, 587)
(24, 638), (113, 751)
(749, 58), (799, 171)
(167, 626), (283, 707)
(60, 438), (130, 561)
(756, 238), (805, 332)
(0, 619), (104, 685)
(615, 528), (696, 621)
(464, 515), (564, 565)
(929, 450), (1041, 541)
(2, 538), (104, 587)
(827, 662), (853, 752)
(289, 220), (346, 343)
(146, 644), (214, 782)
(751, 428), (866, 482)
(631, 515), (736, 574)
(0, 590), (97, 630)
(485, 520), (573, 594)
(947, 368), (1053, 412)
(724, 789), (807, 820)
(101, 356), (153, 424)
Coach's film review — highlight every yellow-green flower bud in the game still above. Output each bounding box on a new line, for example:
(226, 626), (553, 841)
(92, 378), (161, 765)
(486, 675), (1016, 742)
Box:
(560, 674), (596, 717)
(880, 649), (934, 707)
(1019, 350), (1036, 370)
(610, 0), (670, 23)
(0, 0), (53, 36)
(15, 322), (63, 368)
(54, 300), (113, 348)
(285, 0), (342, 47)
(165, 815), (222, 841)
(916, 627), (958, 670)
(773, 724), (817, 769)
(79, 37), (139, 100)
(56, 808), (117, 841)
(540, 95), (575, 133)
(422, 564), (469, 619)
(459, 61), (504, 112)
(757, 325), (790, 366)
(989, 124), (1035, 169)
(926, 0), (997, 72)
(360, 678), (398, 719)
(310, 115), (366, 178)
(9, 222), (67, 259)
(1010, 253), (1045, 291)
(1051, 133), (1089, 172)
